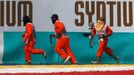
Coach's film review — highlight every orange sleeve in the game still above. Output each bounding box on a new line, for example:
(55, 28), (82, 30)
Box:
(23, 23), (32, 42)
(54, 22), (64, 34)
(106, 26), (112, 36)
(91, 27), (96, 38)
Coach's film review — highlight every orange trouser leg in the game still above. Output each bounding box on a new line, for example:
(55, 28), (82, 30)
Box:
(63, 38), (76, 64)
(24, 44), (31, 61)
(28, 43), (43, 54)
(55, 39), (68, 59)
(104, 47), (113, 56)
(96, 41), (107, 57)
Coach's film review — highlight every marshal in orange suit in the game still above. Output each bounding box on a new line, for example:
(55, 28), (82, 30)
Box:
(22, 16), (47, 64)
(50, 14), (77, 64)
(90, 17), (119, 64)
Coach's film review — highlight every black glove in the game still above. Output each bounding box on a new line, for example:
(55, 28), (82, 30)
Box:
(99, 34), (107, 39)
(56, 34), (62, 39)
(83, 33), (91, 37)
(49, 34), (56, 44)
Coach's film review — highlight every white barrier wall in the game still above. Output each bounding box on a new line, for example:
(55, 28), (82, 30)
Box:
(0, 0), (134, 32)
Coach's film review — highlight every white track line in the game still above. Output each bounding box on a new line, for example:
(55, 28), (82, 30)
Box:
(0, 66), (134, 73)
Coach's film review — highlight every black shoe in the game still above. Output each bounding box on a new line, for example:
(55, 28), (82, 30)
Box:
(43, 51), (47, 58)
(115, 57), (119, 64)
(91, 61), (100, 64)
(26, 60), (32, 65)
(73, 61), (78, 65)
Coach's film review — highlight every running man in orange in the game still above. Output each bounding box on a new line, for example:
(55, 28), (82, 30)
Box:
(50, 14), (77, 64)
(22, 15), (47, 64)
(90, 17), (119, 64)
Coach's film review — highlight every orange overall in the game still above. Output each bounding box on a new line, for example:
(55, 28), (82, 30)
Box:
(54, 20), (76, 64)
(91, 25), (113, 58)
(22, 23), (43, 61)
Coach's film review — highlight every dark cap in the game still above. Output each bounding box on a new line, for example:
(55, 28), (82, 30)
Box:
(51, 14), (58, 19)
(22, 15), (32, 23)
(22, 15), (30, 21)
